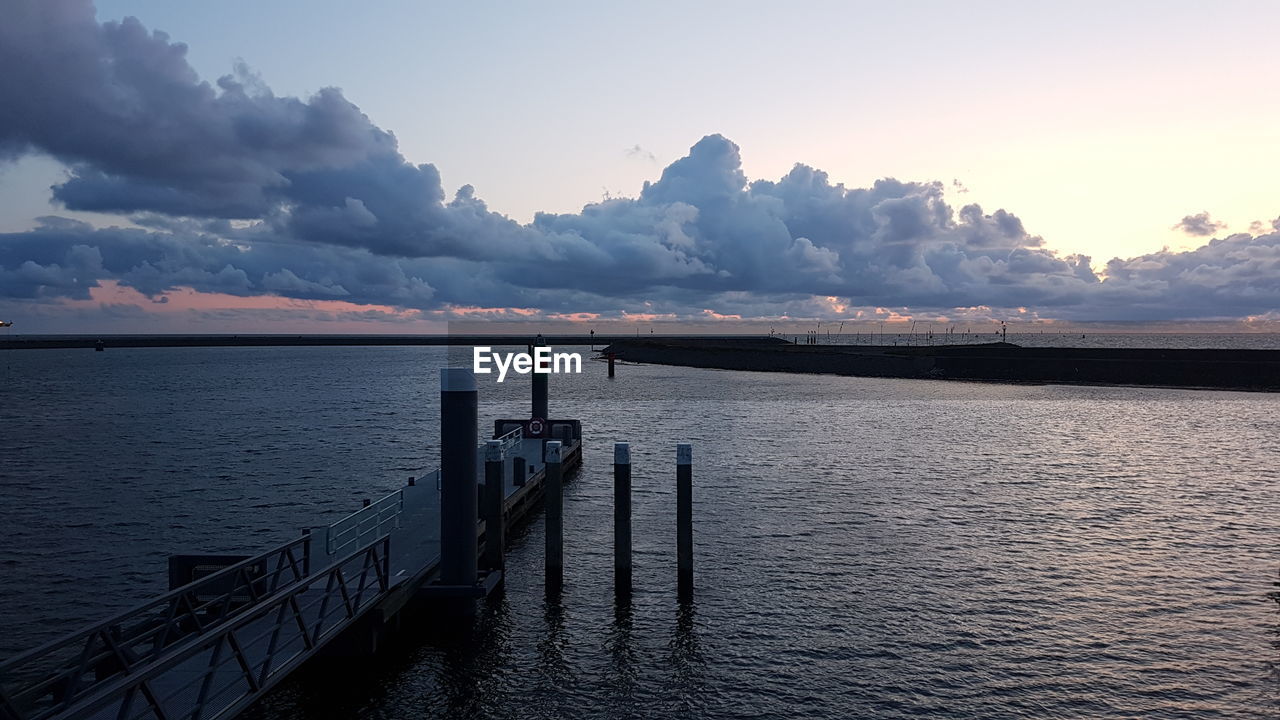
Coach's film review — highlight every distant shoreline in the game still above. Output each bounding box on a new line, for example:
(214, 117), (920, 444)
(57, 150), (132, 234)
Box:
(0, 334), (769, 350)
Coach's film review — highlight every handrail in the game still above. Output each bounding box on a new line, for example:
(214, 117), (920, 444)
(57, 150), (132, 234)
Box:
(0, 535), (311, 720)
(41, 537), (392, 720)
(496, 426), (522, 456)
(325, 489), (403, 556)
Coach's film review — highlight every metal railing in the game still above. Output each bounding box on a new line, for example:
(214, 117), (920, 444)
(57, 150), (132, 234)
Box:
(495, 426), (522, 456)
(23, 537), (392, 720)
(0, 537), (311, 720)
(325, 490), (403, 557)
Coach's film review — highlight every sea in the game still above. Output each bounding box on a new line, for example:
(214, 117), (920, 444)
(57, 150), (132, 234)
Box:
(1, 335), (1277, 718)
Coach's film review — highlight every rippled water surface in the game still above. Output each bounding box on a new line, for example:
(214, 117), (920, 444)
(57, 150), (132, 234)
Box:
(2, 345), (1278, 718)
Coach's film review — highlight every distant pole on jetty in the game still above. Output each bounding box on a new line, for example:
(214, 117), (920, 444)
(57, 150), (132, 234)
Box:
(677, 443), (693, 601)
(532, 335), (549, 419)
(545, 440), (564, 594)
(440, 369), (478, 588)
(614, 443), (632, 598)
(483, 439), (505, 573)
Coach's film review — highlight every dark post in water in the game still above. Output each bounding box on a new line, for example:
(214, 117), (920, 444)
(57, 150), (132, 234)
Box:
(544, 440), (564, 594)
(677, 443), (693, 601)
(608, 352), (616, 378)
(532, 336), (549, 419)
(440, 368), (478, 588)
(483, 439), (505, 573)
(614, 442), (632, 598)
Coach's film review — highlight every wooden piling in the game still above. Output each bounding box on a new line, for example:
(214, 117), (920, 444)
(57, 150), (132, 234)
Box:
(440, 369), (478, 589)
(608, 352), (616, 378)
(482, 440), (505, 573)
(544, 440), (564, 594)
(513, 455), (527, 487)
(614, 443), (632, 598)
(676, 443), (693, 601)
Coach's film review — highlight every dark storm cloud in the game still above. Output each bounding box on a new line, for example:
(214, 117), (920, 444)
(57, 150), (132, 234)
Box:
(1173, 211), (1226, 237)
(1, 0), (1278, 322)
(0, 0), (471, 258)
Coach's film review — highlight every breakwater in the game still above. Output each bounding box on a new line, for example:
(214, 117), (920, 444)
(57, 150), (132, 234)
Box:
(604, 338), (1280, 391)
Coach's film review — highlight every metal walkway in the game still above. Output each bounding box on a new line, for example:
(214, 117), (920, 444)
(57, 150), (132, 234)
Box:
(0, 431), (581, 720)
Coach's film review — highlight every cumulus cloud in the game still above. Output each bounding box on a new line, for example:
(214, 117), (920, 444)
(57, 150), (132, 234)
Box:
(1, 0), (1278, 325)
(1173, 211), (1226, 237)
(1098, 233), (1280, 320)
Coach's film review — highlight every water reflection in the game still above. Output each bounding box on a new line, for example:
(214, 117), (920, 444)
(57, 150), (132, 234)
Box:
(431, 596), (513, 717)
(605, 600), (637, 699)
(666, 602), (707, 715)
(536, 595), (573, 686)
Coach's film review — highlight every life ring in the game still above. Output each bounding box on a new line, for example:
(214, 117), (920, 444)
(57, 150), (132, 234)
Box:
(528, 417), (546, 437)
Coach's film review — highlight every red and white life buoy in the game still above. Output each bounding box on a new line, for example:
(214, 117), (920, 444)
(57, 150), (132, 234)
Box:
(527, 417), (546, 437)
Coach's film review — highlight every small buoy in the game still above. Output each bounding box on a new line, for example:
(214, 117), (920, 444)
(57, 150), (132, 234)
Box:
(528, 417), (546, 437)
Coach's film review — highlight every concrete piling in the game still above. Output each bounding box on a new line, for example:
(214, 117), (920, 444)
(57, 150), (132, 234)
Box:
(482, 440), (505, 573)
(676, 443), (693, 601)
(614, 443), (632, 598)
(440, 368), (478, 589)
(544, 440), (564, 594)
(532, 337), (549, 420)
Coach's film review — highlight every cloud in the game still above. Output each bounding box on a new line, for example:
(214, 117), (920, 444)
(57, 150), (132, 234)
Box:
(1, 0), (1279, 326)
(1248, 217), (1280, 235)
(0, 0), (469, 260)
(626, 144), (656, 162)
(1172, 211), (1226, 237)
(1098, 232), (1280, 320)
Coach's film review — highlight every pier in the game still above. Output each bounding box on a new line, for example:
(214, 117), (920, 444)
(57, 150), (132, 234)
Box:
(0, 369), (583, 720)
(605, 337), (1280, 391)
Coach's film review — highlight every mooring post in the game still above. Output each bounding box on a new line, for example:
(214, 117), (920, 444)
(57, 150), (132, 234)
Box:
(532, 336), (549, 420)
(483, 440), (505, 573)
(608, 352), (616, 378)
(677, 443), (693, 601)
(545, 440), (564, 594)
(440, 368), (478, 589)
(513, 455), (527, 487)
(614, 442), (632, 598)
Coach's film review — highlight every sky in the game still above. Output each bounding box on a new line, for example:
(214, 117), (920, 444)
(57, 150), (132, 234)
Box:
(1, 0), (1279, 333)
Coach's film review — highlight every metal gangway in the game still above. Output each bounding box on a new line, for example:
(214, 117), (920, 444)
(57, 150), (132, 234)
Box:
(0, 531), (391, 720)
(0, 423), (577, 720)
